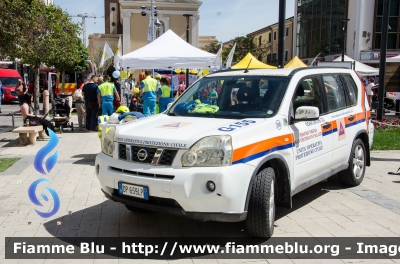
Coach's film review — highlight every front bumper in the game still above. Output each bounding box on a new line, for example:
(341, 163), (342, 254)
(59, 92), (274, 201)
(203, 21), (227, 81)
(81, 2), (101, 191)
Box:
(3, 94), (18, 102)
(95, 152), (255, 222)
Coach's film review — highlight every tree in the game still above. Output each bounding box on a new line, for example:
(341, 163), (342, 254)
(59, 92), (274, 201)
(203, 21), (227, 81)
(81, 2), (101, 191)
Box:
(0, 0), (34, 58)
(201, 41), (221, 54)
(51, 38), (89, 93)
(0, 0), (87, 111)
(89, 41), (115, 75)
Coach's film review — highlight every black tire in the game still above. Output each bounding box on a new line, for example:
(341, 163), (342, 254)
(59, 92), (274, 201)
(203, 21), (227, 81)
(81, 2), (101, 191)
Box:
(338, 139), (366, 186)
(125, 204), (148, 213)
(245, 167), (275, 238)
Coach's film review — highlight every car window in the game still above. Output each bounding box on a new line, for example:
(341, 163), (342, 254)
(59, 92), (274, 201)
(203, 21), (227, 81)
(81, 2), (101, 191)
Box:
(341, 74), (358, 106)
(292, 76), (323, 115)
(0, 77), (19, 87)
(169, 76), (290, 119)
(322, 75), (347, 112)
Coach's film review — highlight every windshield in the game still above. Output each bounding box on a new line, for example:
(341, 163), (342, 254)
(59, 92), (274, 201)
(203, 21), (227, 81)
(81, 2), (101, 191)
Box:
(168, 75), (290, 118)
(0, 77), (19, 87)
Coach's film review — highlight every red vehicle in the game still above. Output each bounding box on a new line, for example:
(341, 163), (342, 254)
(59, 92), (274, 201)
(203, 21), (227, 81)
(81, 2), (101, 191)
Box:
(0, 69), (22, 103)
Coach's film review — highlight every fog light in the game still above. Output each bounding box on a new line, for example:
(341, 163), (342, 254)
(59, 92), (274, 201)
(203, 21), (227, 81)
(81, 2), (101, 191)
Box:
(206, 181), (215, 192)
(96, 164), (100, 175)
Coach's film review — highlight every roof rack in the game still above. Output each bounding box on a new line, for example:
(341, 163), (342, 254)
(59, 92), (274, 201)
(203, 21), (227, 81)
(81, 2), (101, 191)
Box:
(207, 68), (280, 76)
(288, 66), (351, 77)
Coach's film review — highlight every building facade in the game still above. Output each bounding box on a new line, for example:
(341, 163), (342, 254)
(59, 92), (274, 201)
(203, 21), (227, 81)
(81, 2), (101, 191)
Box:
(91, 0), (202, 57)
(247, 17), (294, 65)
(198, 36), (217, 49)
(294, 0), (400, 91)
(295, 0), (400, 62)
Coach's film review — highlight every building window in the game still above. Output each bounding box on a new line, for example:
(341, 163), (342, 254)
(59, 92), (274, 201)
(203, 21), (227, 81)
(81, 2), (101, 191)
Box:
(269, 33), (272, 42)
(267, 54), (272, 63)
(259, 36), (262, 45)
(286, 26), (289, 37)
(285, 50), (289, 61)
(274, 31), (277, 40)
(296, 0), (349, 59)
(374, 0), (400, 50)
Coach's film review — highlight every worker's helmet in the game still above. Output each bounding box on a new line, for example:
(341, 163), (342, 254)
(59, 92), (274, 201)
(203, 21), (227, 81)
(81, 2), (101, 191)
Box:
(116, 106), (129, 113)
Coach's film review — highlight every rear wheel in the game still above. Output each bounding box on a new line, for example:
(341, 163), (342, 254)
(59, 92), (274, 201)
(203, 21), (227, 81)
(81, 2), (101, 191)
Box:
(245, 167), (275, 238)
(338, 139), (366, 186)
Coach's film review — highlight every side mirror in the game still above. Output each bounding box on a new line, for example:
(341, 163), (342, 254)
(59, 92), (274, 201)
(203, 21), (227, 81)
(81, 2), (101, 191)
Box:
(294, 106), (320, 122)
(167, 102), (173, 109)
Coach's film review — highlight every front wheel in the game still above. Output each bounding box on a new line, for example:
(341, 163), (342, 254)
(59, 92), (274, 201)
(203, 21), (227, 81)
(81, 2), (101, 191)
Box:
(245, 167), (275, 238)
(338, 139), (366, 186)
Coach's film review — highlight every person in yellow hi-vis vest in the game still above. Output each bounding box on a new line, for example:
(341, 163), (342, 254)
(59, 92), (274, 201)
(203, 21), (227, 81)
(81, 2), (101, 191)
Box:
(97, 75), (120, 116)
(139, 70), (158, 116)
(157, 77), (171, 113)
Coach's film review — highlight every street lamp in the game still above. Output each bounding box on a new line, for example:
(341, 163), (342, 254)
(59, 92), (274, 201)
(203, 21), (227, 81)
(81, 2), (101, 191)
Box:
(141, 1), (157, 42)
(183, 14), (193, 90)
(341, 19), (350, 62)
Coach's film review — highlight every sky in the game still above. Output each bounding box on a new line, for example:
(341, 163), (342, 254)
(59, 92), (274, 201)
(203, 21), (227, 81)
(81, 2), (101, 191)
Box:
(54, 0), (295, 45)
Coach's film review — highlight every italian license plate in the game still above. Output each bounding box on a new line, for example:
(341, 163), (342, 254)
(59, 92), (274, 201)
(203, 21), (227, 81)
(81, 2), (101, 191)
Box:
(118, 182), (149, 200)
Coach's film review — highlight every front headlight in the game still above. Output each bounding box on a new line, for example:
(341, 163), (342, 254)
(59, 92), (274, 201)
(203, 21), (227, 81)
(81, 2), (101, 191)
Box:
(181, 136), (232, 167)
(102, 127), (115, 157)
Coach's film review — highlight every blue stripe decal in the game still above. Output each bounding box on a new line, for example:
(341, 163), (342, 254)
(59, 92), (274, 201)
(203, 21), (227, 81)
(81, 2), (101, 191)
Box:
(345, 122), (358, 128)
(233, 143), (294, 165)
(322, 130), (333, 136)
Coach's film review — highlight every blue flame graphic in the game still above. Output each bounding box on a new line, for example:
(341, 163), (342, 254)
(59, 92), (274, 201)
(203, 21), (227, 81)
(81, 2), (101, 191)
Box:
(34, 129), (59, 175)
(28, 178), (60, 218)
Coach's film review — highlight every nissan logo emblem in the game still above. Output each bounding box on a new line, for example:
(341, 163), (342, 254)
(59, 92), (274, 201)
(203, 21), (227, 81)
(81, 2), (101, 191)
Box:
(137, 149), (148, 161)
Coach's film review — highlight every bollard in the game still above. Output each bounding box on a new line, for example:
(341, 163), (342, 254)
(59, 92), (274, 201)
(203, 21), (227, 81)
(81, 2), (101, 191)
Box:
(43, 90), (49, 116)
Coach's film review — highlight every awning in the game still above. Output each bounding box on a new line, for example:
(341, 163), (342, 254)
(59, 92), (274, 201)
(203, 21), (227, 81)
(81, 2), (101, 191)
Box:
(284, 56), (308, 68)
(231, 53), (276, 69)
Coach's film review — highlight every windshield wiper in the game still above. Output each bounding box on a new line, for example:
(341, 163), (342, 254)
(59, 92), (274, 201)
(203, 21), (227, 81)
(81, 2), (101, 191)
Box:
(167, 112), (178, 116)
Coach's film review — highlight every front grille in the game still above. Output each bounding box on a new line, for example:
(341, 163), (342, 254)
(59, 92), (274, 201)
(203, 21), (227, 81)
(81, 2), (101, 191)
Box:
(118, 144), (178, 166)
(119, 144), (127, 160)
(158, 149), (178, 165)
(110, 166), (175, 180)
(131, 146), (157, 163)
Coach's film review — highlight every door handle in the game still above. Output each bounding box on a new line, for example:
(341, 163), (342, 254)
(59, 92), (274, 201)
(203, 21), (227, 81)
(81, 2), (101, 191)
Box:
(348, 115), (355, 121)
(322, 123), (331, 129)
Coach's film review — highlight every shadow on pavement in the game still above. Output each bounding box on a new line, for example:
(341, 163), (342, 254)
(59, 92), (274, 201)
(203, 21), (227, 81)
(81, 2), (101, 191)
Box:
(0, 138), (19, 148)
(371, 157), (400, 162)
(39, 178), (349, 259)
(71, 154), (96, 165)
(275, 176), (343, 221)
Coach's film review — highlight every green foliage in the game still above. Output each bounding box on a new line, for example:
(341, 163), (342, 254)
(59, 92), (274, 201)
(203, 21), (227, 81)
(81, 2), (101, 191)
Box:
(201, 41), (221, 54)
(371, 128), (400, 150)
(202, 36), (272, 67)
(0, 158), (21, 172)
(0, 0), (89, 110)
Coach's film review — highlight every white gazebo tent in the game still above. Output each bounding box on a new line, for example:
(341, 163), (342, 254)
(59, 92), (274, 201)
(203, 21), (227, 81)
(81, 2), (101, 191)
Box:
(334, 55), (379, 76)
(121, 29), (218, 69)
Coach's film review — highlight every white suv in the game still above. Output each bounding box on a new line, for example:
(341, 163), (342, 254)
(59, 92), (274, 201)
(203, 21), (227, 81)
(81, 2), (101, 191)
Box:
(96, 67), (374, 238)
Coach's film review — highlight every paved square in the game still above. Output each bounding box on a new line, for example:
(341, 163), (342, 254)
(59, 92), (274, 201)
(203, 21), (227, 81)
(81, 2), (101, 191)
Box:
(1, 114), (400, 263)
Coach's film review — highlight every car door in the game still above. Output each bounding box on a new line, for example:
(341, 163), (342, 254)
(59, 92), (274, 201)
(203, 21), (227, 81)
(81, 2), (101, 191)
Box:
(322, 74), (354, 166)
(290, 76), (333, 187)
(341, 73), (366, 155)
